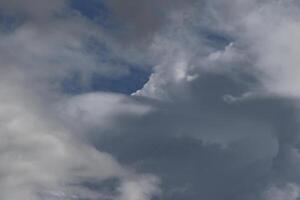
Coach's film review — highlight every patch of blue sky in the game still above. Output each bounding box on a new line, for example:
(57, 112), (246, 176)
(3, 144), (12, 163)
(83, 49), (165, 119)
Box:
(202, 30), (233, 50)
(70, 0), (112, 28)
(66, 1), (153, 95)
(59, 31), (152, 95)
(62, 66), (152, 95)
(91, 67), (151, 94)
(85, 37), (111, 61)
(0, 13), (22, 33)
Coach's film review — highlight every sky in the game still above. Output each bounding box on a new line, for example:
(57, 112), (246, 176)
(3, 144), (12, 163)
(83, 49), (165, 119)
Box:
(1, 0), (300, 200)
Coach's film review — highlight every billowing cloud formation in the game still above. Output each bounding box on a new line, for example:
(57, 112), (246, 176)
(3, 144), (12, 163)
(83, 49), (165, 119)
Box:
(101, 0), (300, 200)
(0, 0), (160, 199)
(2, 0), (300, 200)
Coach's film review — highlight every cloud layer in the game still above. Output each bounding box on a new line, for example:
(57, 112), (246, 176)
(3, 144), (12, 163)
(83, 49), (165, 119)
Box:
(1, 0), (300, 200)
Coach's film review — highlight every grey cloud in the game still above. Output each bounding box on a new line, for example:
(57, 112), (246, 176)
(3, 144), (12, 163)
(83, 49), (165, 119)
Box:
(0, 0), (67, 21)
(57, 0), (300, 199)
(2, 0), (300, 200)
(97, 135), (273, 200)
(104, 0), (198, 46)
(88, 73), (300, 200)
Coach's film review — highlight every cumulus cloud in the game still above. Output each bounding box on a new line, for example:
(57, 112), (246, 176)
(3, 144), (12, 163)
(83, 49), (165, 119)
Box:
(98, 0), (300, 199)
(0, 1), (160, 199)
(2, 0), (300, 200)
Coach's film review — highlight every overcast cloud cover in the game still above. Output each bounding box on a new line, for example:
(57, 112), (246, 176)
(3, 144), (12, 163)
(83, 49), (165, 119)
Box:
(2, 0), (300, 199)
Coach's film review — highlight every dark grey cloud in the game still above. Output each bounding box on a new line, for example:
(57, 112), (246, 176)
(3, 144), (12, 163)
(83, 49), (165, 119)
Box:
(104, 0), (198, 45)
(0, 0), (67, 21)
(90, 72), (299, 200)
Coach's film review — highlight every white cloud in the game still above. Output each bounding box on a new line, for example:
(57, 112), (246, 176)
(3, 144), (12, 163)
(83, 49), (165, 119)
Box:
(0, 1), (161, 199)
(0, 75), (160, 199)
(263, 184), (300, 200)
(117, 175), (161, 200)
(60, 92), (152, 131)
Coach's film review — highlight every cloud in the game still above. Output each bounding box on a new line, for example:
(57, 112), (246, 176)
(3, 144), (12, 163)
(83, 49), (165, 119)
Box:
(59, 92), (152, 132)
(0, 0), (67, 21)
(0, 1), (161, 199)
(263, 183), (300, 200)
(0, 55), (160, 199)
(117, 175), (161, 200)
(88, 0), (300, 199)
(104, 0), (196, 45)
(2, 0), (300, 200)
